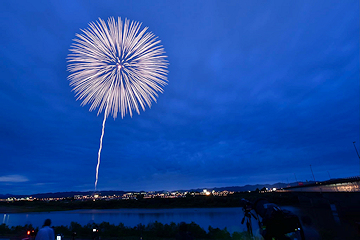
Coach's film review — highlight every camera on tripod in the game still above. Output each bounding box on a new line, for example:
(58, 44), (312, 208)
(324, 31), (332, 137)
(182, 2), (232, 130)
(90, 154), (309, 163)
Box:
(241, 198), (305, 240)
(240, 198), (257, 235)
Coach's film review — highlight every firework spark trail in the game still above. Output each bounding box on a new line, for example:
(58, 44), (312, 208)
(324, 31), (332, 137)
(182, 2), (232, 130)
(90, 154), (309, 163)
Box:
(95, 104), (108, 191)
(95, 83), (113, 190)
(67, 17), (168, 190)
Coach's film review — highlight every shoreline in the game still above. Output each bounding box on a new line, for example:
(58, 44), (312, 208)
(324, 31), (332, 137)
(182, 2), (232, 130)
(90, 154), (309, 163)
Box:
(0, 205), (246, 214)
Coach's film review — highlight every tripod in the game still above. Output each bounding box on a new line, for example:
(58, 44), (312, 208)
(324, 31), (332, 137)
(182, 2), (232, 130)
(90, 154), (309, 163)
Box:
(241, 207), (257, 236)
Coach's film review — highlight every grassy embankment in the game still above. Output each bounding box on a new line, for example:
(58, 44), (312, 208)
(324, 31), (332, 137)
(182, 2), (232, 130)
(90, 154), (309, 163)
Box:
(0, 221), (261, 240)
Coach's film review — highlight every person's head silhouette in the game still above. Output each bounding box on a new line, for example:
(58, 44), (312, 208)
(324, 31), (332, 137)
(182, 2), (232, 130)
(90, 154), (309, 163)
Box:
(43, 219), (51, 227)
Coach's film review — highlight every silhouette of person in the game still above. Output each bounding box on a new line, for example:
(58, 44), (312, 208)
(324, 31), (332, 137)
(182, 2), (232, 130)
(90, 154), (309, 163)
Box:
(35, 219), (55, 240)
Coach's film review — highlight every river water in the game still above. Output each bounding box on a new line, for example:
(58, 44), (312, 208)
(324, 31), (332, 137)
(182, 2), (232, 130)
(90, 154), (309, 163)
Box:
(2, 208), (251, 234)
(1, 206), (358, 239)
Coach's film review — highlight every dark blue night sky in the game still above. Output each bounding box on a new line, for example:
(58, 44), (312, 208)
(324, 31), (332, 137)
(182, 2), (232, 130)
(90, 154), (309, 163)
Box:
(0, 1), (359, 194)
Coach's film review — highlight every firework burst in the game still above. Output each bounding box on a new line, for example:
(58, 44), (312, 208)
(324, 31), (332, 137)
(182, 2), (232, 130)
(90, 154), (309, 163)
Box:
(67, 17), (168, 190)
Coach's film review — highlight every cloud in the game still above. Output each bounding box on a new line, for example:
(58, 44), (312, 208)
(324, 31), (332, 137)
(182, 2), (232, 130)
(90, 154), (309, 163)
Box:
(0, 175), (29, 183)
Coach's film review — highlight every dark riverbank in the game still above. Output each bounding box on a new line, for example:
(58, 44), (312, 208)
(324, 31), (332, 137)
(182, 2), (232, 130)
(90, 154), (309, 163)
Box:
(0, 220), (252, 240)
(2, 193), (360, 239)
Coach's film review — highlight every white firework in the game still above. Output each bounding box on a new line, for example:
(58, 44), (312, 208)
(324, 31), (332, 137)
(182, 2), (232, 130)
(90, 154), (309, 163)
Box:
(67, 17), (168, 190)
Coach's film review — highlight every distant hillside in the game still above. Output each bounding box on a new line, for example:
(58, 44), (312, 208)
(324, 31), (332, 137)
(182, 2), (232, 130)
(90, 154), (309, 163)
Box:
(0, 190), (125, 199)
(0, 181), (313, 198)
(185, 182), (302, 193)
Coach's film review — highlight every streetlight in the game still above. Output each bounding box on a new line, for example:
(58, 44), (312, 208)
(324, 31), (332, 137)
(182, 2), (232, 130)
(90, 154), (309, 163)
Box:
(353, 141), (360, 176)
(310, 165), (316, 182)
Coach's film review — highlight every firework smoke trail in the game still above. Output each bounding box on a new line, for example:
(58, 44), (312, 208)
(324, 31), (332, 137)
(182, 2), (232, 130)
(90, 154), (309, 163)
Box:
(67, 17), (168, 190)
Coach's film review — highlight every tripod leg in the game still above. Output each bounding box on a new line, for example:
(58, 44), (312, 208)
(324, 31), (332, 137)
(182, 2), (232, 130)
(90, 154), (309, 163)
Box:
(247, 219), (253, 236)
